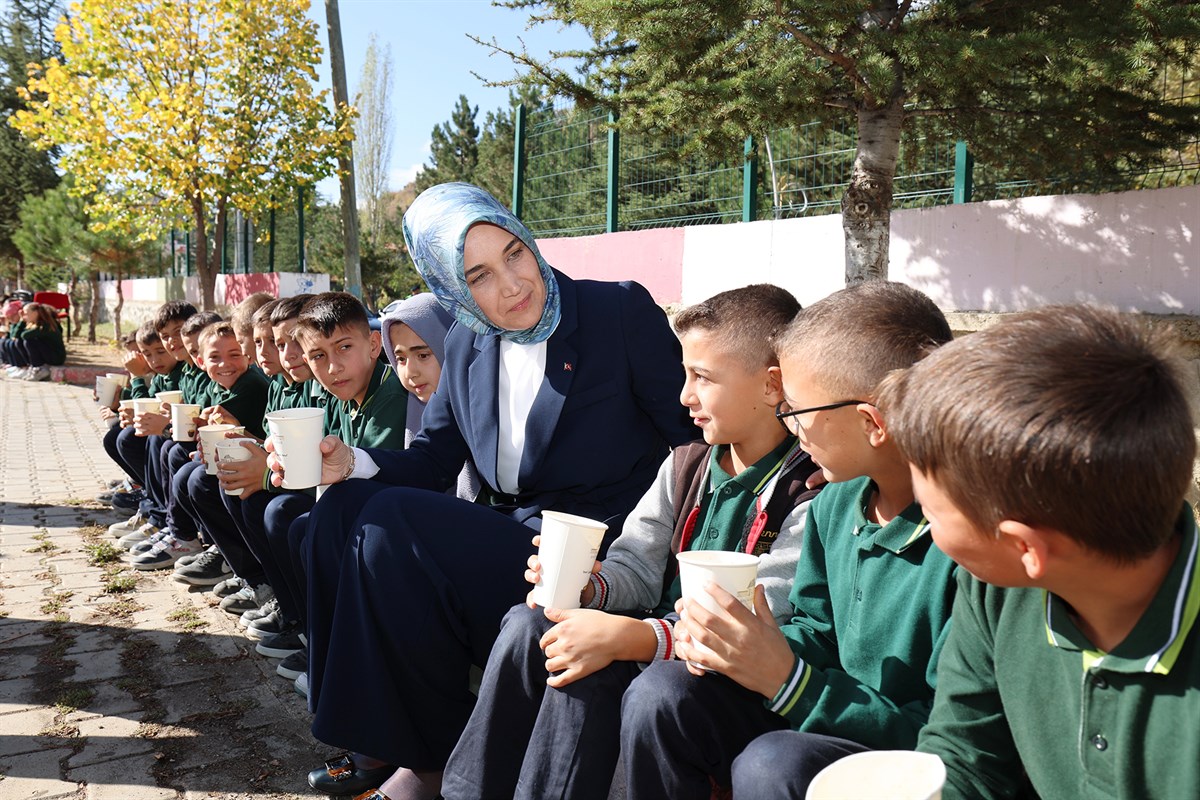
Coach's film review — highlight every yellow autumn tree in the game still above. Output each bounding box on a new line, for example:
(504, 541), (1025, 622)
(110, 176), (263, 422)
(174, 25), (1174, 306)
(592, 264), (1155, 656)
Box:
(11, 0), (353, 309)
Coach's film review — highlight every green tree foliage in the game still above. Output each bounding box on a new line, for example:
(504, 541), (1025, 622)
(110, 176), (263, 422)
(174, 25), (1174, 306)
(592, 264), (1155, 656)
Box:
(481, 0), (1200, 282)
(0, 0), (61, 272)
(416, 94), (482, 191)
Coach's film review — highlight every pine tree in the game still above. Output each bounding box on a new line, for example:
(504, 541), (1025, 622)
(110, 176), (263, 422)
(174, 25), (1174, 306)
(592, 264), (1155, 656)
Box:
(415, 95), (481, 191)
(482, 0), (1200, 283)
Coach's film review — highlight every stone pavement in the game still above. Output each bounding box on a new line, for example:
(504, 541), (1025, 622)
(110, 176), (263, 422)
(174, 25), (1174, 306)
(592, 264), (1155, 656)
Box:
(0, 377), (326, 799)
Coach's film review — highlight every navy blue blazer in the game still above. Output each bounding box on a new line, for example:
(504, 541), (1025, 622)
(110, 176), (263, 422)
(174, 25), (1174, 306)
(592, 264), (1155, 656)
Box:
(364, 270), (698, 528)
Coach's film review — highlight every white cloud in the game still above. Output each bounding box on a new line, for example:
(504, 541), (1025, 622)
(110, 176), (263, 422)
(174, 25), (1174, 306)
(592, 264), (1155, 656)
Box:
(389, 162), (424, 189)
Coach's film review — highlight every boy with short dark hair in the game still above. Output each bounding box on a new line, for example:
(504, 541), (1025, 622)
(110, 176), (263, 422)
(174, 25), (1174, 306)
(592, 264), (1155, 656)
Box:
(130, 321), (269, 570)
(440, 284), (817, 800)
(878, 304), (1200, 800)
(231, 291), (276, 362)
(618, 282), (958, 799)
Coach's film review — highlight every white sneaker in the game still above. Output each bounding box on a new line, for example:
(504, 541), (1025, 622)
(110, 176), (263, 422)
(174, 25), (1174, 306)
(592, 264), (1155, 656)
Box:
(108, 511), (147, 538)
(131, 535), (204, 571)
(294, 672), (309, 699)
(119, 523), (163, 551)
(24, 366), (50, 381)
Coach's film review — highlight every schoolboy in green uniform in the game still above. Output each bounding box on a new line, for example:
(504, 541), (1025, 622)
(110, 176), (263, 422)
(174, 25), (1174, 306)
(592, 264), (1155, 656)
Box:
(618, 282), (958, 799)
(878, 305), (1200, 800)
(178, 311), (221, 409)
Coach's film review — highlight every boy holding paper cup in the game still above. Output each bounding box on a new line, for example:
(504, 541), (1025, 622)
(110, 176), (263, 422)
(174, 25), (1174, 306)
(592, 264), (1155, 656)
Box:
(879, 306), (1200, 800)
(130, 321), (268, 570)
(440, 285), (821, 800)
(616, 282), (959, 800)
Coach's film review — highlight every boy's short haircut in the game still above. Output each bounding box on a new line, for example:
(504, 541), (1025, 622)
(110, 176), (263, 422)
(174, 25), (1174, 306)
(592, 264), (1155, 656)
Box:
(198, 321), (239, 350)
(231, 292), (276, 338)
(153, 300), (198, 332)
(181, 311), (223, 339)
(269, 294), (315, 327)
(121, 331), (139, 348)
(135, 321), (162, 347)
(252, 299), (282, 328)
(775, 281), (952, 398)
(878, 304), (1196, 562)
(672, 284), (801, 369)
(294, 292), (371, 343)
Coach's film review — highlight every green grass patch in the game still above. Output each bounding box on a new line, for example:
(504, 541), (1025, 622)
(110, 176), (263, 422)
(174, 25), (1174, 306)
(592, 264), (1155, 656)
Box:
(40, 591), (74, 616)
(103, 573), (138, 594)
(85, 541), (123, 566)
(166, 606), (208, 631)
(54, 685), (96, 713)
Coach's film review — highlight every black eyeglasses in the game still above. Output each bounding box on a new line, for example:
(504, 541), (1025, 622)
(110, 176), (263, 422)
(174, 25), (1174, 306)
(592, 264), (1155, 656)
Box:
(775, 400), (868, 434)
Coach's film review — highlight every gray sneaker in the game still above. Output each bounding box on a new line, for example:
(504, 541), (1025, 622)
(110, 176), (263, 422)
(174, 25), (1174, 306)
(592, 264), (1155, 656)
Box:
(239, 597), (279, 630)
(246, 606), (286, 640)
(127, 527), (170, 554)
(119, 523), (162, 550)
(220, 583), (273, 615)
(275, 646), (308, 679)
(212, 576), (245, 599)
(172, 547), (232, 586)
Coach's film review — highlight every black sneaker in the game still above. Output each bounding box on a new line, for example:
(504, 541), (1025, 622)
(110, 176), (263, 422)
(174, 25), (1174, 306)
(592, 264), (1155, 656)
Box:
(246, 605), (287, 640)
(277, 647), (308, 680)
(111, 488), (146, 512)
(256, 628), (305, 659)
(172, 547), (232, 586)
(212, 576), (245, 599)
(219, 583), (273, 615)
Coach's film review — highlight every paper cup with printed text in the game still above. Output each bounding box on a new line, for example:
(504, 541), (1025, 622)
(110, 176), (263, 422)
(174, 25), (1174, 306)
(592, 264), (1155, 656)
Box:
(132, 397), (164, 436)
(170, 403), (203, 442)
(806, 751), (945, 800)
(154, 389), (184, 406)
(95, 376), (121, 407)
(106, 372), (129, 389)
(216, 438), (259, 496)
(266, 408), (325, 489)
(198, 424), (243, 475)
(530, 511), (609, 610)
(677, 550), (760, 662)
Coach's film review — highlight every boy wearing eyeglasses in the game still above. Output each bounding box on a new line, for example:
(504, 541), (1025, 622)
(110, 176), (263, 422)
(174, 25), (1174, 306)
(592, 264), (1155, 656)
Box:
(618, 281), (959, 799)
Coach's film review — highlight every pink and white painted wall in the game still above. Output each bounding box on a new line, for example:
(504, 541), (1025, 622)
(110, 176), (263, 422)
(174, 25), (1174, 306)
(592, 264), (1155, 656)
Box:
(535, 183), (1199, 316)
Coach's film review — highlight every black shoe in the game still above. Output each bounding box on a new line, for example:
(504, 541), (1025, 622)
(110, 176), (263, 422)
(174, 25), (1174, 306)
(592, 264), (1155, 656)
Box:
(307, 753), (394, 796)
(275, 646), (308, 679)
(111, 488), (145, 512)
(256, 628), (304, 659)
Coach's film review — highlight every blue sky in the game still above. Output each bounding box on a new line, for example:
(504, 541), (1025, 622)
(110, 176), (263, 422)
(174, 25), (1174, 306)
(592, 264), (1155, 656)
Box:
(307, 0), (594, 200)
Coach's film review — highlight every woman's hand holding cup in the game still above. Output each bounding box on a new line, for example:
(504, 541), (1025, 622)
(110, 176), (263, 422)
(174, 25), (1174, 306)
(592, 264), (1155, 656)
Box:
(266, 434), (352, 488)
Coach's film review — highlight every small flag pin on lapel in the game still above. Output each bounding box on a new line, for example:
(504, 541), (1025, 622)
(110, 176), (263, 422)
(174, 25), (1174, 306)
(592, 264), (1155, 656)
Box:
(563, 362), (573, 372)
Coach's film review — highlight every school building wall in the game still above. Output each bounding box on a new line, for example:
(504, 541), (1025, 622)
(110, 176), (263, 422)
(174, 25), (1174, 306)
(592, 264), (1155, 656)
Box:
(96, 272), (330, 328)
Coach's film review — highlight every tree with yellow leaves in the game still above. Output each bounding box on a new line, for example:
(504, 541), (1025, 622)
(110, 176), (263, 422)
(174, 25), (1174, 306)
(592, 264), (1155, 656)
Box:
(11, 0), (353, 310)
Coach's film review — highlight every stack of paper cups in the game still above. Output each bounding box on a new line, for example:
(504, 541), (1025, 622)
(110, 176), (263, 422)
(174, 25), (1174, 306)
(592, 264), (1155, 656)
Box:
(170, 403), (203, 442)
(215, 438), (259, 496)
(197, 424), (244, 475)
(265, 408), (325, 489)
(106, 372), (129, 389)
(530, 511), (609, 610)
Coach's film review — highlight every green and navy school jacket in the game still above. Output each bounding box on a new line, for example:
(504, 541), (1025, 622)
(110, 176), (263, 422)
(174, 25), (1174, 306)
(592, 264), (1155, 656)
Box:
(130, 360), (185, 399)
(208, 367), (270, 439)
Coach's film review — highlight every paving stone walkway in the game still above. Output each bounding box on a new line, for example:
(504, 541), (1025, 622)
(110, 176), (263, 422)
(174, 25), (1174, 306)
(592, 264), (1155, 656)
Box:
(0, 376), (325, 799)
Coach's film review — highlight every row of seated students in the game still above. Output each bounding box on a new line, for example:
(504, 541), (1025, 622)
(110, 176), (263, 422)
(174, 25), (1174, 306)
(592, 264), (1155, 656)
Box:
(90, 181), (1198, 800)
(1, 299), (67, 381)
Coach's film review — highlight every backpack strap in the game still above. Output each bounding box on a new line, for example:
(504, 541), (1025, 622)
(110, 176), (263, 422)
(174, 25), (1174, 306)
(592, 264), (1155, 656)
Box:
(745, 447), (823, 557)
(663, 441), (712, 602)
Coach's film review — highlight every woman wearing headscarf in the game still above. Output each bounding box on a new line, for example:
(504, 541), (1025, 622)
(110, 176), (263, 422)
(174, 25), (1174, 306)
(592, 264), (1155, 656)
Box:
(287, 183), (697, 798)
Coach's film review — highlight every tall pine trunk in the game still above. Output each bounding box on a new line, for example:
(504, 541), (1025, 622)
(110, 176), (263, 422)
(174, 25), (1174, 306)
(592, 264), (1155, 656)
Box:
(842, 99), (905, 284)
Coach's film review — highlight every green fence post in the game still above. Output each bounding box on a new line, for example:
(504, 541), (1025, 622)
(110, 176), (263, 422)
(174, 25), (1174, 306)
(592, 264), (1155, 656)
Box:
(169, 229), (176, 277)
(268, 203), (276, 273)
(185, 230), (191, 277)
(297, 185), (306, 274)
(606, 111), (620, 233)
(953, 141), (974, 204)
(220, 214), (228, 274)
(512, 104), (527, 218)
(742, 135), (757, 223)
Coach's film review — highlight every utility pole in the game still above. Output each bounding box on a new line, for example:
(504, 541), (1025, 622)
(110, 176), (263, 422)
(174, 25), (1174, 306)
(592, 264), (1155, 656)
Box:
(324, 0), (363, 299)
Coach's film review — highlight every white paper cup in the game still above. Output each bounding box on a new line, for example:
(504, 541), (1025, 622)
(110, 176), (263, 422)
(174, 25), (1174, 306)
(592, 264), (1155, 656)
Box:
(266, 408), (326, 489)
(198, 424), (244, 475)
(106, 372), (129, 388)
(806, 751), (946, 800)
(677, 550), (760, 662)
(155, 389), (184, 406)
(132, 397), (164, 436)
(530, 511), (609, 609)
(170, 403), (202, 442)
(96, 377), (121, 407)
(216, 438), (258, 496)
(118, 399), (135, 411)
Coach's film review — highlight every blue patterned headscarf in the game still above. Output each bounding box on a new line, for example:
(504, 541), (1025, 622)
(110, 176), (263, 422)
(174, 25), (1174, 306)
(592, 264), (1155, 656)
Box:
(402, 182), (561, 345)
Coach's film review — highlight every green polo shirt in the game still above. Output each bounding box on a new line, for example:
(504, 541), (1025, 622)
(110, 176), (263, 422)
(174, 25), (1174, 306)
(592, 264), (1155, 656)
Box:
(262, 373), (313, 433)
(766, 476), (957, 747)
(179, 362), (216, 407)
(655, 437), (798, 615)
(131, 360), (185, 398)
(325, 360), (407, 450)
(208, 366), (270, 439)
(919, 506), (1200, 800)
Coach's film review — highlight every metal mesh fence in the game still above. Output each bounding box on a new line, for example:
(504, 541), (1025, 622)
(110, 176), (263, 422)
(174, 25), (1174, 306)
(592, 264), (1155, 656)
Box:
(520, 66), (1198, 236)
